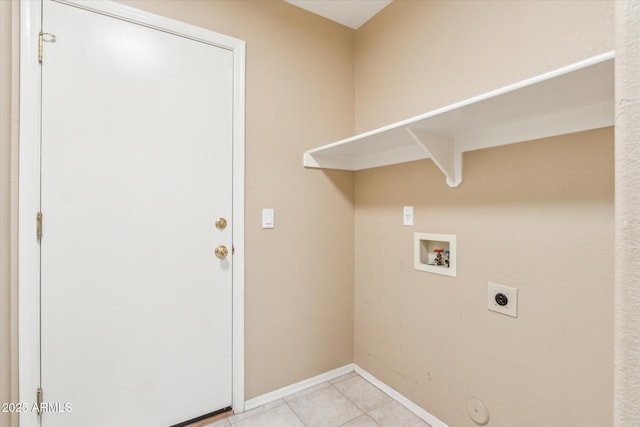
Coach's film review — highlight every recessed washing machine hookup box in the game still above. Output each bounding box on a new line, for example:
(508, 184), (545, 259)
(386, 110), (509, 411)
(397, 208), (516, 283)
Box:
(414, 232), (457, 277)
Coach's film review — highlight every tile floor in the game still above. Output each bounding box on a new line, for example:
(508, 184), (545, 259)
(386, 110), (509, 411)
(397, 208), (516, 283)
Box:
(205, 372), (432, 427)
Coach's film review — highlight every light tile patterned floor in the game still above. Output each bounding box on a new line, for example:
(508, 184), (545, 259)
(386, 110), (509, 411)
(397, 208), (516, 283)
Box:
(205, 373), (432, 427)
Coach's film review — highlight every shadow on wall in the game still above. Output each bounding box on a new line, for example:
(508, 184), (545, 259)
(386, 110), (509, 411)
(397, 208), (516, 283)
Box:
(355, 127), (614, 208)
(311, 169), (355, 204)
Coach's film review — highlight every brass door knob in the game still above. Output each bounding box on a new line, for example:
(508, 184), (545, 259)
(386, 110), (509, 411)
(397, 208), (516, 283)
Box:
(215, 217), (227, 230)
(215, 245), (228, 259)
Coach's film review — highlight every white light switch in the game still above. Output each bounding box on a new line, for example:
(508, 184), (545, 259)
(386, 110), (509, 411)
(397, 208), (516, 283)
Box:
(403, 206), (413, 226)
(262, 208), (274, 229)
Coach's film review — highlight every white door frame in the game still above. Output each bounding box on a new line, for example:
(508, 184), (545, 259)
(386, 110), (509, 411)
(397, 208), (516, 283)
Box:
(18, 1), (245, 424)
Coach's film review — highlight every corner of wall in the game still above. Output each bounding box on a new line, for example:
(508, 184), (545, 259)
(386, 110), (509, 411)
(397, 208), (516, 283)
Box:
(614, 0), (640, 424)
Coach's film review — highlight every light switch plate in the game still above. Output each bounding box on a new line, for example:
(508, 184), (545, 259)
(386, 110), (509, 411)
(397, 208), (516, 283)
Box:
(488, 282), (517, 318)
(403, 206), (413, 226)
(262, 208), (274, 229)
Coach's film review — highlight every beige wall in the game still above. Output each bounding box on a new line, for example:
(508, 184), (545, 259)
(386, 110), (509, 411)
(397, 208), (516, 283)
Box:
(354, 1), (614, 426)
(355, 0), (614, 132)
(1, 1), (19, 427)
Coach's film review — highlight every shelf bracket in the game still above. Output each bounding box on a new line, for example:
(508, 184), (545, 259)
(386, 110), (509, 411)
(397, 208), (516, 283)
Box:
(406, 128), (462, 187)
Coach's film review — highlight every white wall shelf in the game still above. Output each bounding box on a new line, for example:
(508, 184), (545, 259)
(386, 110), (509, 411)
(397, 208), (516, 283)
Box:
(303, 51), (614, 187)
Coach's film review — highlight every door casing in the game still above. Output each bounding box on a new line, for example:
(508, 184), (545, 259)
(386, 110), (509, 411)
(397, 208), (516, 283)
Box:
(18, 1), (246, 425)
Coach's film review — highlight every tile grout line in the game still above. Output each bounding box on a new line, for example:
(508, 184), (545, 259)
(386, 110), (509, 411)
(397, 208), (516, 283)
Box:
(326, 382), (366, 426)
(226, 369), (435, 427)
(329, 371), (358, 386)
(331, 381), (365, 412)
(333, 374), (394, 414)
(284, 400), (310, 427)
(332, 376), (391, 426)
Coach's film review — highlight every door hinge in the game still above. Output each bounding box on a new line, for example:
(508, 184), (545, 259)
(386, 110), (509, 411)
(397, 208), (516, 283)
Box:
(36, 212), (43, 240)
(38, 32), (56, 64)
(36, 388), (43, 415)
(38, 32), (44, 64)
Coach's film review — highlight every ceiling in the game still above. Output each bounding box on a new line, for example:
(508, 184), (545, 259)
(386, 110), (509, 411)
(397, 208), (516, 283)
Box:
(284, 0), (393, 29)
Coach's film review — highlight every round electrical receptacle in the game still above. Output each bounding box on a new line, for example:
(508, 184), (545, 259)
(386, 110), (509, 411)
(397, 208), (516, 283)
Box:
(466, 397), (490, 425)
(495, 292), (509, 306)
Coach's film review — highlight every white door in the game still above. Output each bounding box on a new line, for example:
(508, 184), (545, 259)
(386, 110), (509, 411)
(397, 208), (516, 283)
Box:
(39, 1), (234, 426)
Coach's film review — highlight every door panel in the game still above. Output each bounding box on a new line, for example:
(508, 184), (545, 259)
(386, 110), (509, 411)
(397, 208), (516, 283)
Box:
(40, 1), (233, 425)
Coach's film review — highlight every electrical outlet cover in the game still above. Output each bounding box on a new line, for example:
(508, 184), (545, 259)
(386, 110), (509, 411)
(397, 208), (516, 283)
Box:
(488, 282), (518, 318)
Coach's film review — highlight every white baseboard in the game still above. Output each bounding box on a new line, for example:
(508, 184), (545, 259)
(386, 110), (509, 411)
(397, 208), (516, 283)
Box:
(354, 365), (448, 427)
(244, 363), (448, 427)
(244, 363), (356, 411)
